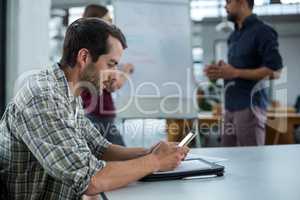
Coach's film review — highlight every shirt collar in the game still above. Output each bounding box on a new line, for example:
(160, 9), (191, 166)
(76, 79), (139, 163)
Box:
(235, 14), (258, 30)
(52, 63), (76, 103)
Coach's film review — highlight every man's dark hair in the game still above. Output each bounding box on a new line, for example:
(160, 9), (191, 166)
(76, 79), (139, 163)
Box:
(60, 18), (127, 68)
(246, 0), (254, 10)
(83, 4), (108, 18)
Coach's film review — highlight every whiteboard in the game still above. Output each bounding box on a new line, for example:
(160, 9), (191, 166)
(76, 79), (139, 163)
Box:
(114, 0), (196, 98)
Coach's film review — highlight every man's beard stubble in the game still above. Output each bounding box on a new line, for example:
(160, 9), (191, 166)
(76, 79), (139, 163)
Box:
(79, 62), (116, 94)
(79, 62), (102, 93)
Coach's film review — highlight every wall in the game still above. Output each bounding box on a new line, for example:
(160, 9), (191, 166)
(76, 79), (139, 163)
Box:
(6, 0), (51, 102)
(193, 15), (300, 106)
(51, 0), (108, 9)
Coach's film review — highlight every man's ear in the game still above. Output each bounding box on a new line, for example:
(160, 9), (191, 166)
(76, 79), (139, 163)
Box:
(76, 48), (91, 69)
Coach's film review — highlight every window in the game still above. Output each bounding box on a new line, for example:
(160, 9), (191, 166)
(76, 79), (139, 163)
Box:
(49, 9), (67, 63)
(190, 0), (300, 21)
(281, 0), (300, 3)
(192, 47), (204, 83)
(69, 7), (84, 25)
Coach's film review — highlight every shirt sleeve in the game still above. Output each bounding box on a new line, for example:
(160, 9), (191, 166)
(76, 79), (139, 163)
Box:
(80, 113), (111, 158)
(256, 25), (283, 71)
(14, 94), (106, 195)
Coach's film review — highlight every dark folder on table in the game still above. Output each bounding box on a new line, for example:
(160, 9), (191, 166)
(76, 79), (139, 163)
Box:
(140, 158), (224, 182)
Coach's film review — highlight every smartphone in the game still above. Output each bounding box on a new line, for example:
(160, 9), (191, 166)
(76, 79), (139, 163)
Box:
(178, 132), (197, 147)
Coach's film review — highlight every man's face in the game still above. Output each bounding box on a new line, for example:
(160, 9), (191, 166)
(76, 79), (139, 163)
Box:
(225, 0), (241, 22)
(79, 35), (123, 93)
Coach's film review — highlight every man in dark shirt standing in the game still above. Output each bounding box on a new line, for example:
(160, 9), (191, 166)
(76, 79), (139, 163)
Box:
(205, 0), (283, 146)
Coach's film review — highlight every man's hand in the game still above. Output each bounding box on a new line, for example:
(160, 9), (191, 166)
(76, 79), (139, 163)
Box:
(112, 63), (135, 90)
(204, 60), (239, 80)
(148, 141), (189, 160)
(151, 141), (189, 172)
(121, 63), (134, 75)
(102, 72), (117, 92)
(204, 63), (218, 81)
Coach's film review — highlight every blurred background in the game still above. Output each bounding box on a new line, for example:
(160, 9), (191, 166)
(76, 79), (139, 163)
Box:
(1, 0), (300, 147)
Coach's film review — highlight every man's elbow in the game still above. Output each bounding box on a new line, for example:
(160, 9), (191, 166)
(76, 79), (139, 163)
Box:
(84, 176), (108, 196)
(84, 173), (114, 195)
(84, 177), (100, 196)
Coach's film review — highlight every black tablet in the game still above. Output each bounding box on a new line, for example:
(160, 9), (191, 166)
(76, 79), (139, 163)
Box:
(140, 158), (224, 182)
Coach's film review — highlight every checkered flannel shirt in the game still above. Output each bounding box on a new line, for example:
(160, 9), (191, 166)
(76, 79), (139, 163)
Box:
(0, 64), (110, 200)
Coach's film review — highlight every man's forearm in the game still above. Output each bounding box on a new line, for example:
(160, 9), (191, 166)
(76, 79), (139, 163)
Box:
(102, 144), (148, 161)
(235, 66), (280, 81)
(85, 154), (158, 195)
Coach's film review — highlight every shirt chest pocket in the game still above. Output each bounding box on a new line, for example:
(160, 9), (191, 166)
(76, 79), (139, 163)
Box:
(235, 39), (255, 57)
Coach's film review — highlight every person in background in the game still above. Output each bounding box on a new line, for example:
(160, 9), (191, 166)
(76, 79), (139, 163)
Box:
(83, 4), (113, 23)
(295, 95), (300, 113)
(294, 95), (300, 144)
(0, 18), (189, 200)
(204, 0), (283, 146)
(81, 4), (134, 146)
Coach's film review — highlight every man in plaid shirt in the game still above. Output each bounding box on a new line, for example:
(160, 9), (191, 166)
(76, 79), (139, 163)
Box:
(0, 18), (188, 200)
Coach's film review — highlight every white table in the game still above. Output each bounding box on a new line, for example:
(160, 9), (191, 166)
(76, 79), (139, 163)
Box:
(105, 145), (300, 200)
